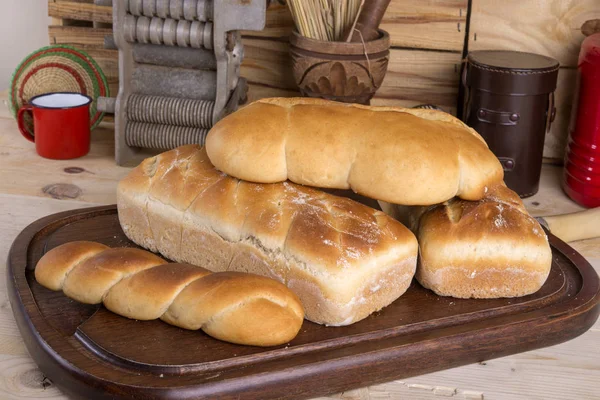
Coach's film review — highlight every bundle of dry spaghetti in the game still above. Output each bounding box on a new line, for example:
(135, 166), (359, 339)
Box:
(287, 0), (365, 42)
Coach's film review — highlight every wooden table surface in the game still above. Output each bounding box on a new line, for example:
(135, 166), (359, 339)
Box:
(0, 91), (599, 400)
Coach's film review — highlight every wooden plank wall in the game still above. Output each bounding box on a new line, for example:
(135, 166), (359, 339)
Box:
(47, 0), (600, 159)
(241, 1), (468, 114)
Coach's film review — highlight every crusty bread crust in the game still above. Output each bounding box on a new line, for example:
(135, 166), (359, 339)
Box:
(117, 145), (418, 326)
(411, 184), (552, 298)
(205, 97), (504, 206)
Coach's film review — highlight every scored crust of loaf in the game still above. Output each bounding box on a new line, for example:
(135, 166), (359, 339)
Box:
(205, 97), (504, 206)
(412, 184), (552, 298)
(117, 145), (418, 326)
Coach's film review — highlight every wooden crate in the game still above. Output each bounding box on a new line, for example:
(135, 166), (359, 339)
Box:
(48, 0), (467, 114)
(47, 0), (600, 160)
(48, 0), (118, 97)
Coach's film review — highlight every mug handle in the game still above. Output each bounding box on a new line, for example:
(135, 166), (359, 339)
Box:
(17, 105), (35, 143)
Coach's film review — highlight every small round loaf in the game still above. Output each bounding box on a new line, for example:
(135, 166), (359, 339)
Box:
(412, 184), (552, 298)
(205, 97), (504, 206)
(35, 241), (305, 347)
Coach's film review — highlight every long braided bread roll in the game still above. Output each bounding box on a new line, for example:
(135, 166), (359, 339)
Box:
(205, 97), (504, 206)
(34, 241), (305, 347)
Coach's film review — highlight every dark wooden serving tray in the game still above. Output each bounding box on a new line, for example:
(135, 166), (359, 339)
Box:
(7, 205), (600, 400)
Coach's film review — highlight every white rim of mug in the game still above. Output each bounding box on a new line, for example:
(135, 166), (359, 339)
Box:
(29, 92), (93, 110)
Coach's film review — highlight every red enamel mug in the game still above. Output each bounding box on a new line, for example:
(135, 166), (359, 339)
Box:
(17, 92), (92, 160)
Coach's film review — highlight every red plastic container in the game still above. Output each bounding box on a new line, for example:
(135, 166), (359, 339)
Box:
(563, 33), (600, 208)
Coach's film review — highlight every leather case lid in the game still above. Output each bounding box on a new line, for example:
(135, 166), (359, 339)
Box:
(466, 50), (559, 95)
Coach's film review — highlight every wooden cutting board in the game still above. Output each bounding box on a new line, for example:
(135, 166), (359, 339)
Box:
(7, 205), (600, 400)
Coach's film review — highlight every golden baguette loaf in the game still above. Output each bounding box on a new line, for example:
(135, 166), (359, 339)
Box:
(205, 97), (504, 206)
(117, 145), (418, 326)
(35, 241), (304, 346)
(382, 184), (552, 298)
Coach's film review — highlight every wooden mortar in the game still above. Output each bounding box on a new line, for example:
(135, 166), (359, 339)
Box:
(289, 30), (390, 105)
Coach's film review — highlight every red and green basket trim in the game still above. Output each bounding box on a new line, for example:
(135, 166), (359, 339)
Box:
(9, 45), (110, 132)
(19, 63), (88, 100)
(10, 45), (108, 127)
(13, 47), (105, 116)
(10, 45), (108, 116)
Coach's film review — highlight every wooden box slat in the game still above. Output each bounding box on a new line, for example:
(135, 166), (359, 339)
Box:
(372, 49), (462, 112)
(48, 1), (113, 24)
(49, 25), (112, 47)
(246, 83), (299, 103)
(241, 1), (468, 52)
(379, 0), (468, 52)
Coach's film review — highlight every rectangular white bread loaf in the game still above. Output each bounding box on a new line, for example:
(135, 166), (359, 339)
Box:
(117, 145), (418, 326)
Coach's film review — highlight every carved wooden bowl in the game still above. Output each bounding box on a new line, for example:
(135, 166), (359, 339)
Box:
(289, 30), (390, 105)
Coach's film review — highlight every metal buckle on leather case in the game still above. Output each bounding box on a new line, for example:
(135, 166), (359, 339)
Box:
(477, 108), (520, 126)
(498, 157), (516, 171)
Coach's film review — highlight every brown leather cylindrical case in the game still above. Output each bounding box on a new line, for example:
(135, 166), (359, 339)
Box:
(461, 51), (559, 197)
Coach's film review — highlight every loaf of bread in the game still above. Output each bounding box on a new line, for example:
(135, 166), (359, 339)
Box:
(205, 97), (504, 206)
(117, 145), (418, 326)
(35, 241), (304, 346)
(386, 184), (552, 298)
